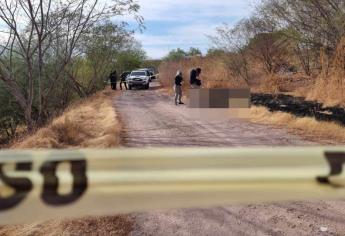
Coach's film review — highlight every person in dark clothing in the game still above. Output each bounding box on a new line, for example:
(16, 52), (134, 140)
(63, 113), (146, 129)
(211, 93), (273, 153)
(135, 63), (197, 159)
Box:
(174, 70), (184, 105)
(120, 71), (130, 90)
(190, 67), (202, 88)
(109, 70), (117, 90)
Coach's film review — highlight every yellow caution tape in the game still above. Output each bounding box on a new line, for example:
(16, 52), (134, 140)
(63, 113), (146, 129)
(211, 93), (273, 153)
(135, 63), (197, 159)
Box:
(0, 147), (345, 224)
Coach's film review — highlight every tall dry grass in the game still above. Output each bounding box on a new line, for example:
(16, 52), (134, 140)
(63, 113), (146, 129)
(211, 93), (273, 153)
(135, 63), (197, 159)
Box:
(2, 90), (126, 236)
(251, 106), (345, 143)
(307, 38), (345, 107)
(159, 56), (248, 94)
(13, 89), (120, 149)
(159, 56), (345, 143)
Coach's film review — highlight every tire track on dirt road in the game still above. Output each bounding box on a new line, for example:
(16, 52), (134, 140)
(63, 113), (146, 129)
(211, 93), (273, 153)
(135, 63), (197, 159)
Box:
(114, 82), (345, 236)
(115, 82), (314, 147)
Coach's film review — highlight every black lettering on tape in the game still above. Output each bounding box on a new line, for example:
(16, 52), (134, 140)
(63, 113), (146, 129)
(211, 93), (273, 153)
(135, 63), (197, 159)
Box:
(0, 162), (33, 210)
(317, 152), (345, 187)
(40, 160), (88, 206)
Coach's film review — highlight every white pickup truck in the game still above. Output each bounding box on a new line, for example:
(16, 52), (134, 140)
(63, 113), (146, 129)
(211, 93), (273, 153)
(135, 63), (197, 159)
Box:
(127, 70), (151, 90)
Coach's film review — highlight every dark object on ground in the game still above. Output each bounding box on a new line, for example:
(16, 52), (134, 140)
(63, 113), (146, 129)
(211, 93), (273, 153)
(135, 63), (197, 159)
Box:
(251, 93), (345, 126)
(189, 89), (250, 109)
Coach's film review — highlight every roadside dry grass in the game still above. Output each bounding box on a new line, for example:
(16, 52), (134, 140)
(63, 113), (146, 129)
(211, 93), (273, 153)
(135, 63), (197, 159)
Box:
(307, 38), (345, 107)
(251, 106), (345, 144)
(159, 56), (248, 93)
(0, 88), (134, 236)
(159, 57), (345, 143)
(13, 89), (120, 149)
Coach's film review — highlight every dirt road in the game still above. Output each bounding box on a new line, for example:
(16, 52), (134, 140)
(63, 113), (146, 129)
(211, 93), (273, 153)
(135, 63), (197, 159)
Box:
(114, 82), (345, 236)
(116, 82), (314, 147)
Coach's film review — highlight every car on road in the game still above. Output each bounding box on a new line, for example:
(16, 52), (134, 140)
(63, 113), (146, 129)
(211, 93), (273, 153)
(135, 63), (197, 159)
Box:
(127, 70), (151, 90)
(138, 68), (156, 81)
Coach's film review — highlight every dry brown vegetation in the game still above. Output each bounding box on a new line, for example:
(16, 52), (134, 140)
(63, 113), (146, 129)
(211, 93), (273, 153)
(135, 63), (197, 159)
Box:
(307, 39), (345, 106)
(158, 49), (345, 143)
(158, 55), (313, 97)
(251, 106), (345, 144)
(0, 88), (127, 236)
(12, 89), (120, 149)
(159, 56), (248, 93)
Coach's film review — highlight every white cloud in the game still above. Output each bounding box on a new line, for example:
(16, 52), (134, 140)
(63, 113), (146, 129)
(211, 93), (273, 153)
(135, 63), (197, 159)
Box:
(0, 0), (258, 59)
(136, 22), (217, 46)
(136, 0), (258, 22)
(131, 0), (258, 59)
(135, 22), (218, 58)
(144, 47), (171, 59)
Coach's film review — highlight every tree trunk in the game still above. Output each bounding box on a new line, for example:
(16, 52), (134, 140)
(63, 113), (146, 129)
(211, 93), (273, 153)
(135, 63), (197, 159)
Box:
(0, 76), (34, 132)
(24, 106), (34, 132)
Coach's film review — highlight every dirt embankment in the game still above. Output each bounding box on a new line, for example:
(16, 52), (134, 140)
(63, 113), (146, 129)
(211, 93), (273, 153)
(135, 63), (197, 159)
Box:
(0, 88), (132, 236)
(12, 89), (121, 149)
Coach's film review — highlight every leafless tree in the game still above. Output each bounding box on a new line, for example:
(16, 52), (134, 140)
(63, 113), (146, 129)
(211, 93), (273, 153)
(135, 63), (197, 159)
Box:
(259, 0), (345, 53)
(0, 0), (141, 130)
(209, 22), (252, 85)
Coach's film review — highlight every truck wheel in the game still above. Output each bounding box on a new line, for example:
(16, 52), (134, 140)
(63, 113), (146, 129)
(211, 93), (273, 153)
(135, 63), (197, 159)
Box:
(129, 85), (132, 90)
(145, 84), (150, 90)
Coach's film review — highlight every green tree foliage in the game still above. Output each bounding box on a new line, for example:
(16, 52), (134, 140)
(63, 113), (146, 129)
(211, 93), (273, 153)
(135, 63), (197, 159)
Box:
(0, 84), (23, 142)
(164, 48), (188, 61)
(141, 60), (162, 72)
(206, 48), (226, 57)
(188, 47), (202, 56)
(116, 47), (147, 73)
(69, 22), (146, 97)
(0, 0), (144, 143)
(164, 47), (202, 61)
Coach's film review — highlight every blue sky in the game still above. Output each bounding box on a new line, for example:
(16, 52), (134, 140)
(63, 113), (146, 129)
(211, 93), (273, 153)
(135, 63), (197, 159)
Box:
(131, 0), (258, 59)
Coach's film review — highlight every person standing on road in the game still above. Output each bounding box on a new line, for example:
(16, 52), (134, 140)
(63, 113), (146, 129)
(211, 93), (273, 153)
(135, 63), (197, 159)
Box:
(109, 70), (118, 90)
(174, 70), (184, 105)
(120, 71), (129, 90)
(190, 67), (202, 89)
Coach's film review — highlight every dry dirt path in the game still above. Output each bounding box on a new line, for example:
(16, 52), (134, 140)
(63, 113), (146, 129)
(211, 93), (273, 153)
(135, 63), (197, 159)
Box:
(115, 82), (314, 147)
(114, 82), (345, 236)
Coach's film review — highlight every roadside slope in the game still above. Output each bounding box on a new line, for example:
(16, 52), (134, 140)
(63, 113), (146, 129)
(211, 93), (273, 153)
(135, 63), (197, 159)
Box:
(13, 89), (121, 149)
(0, 89), (132, 236)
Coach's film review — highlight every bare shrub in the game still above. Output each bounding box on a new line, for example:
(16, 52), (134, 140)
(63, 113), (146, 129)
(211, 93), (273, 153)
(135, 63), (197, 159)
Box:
(13, 89), (120, 149)
(50, 117), (88, 146)
(159, 57), (249, 95)
(259, 73), (281, 94)
(307, 38), (345, 106)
